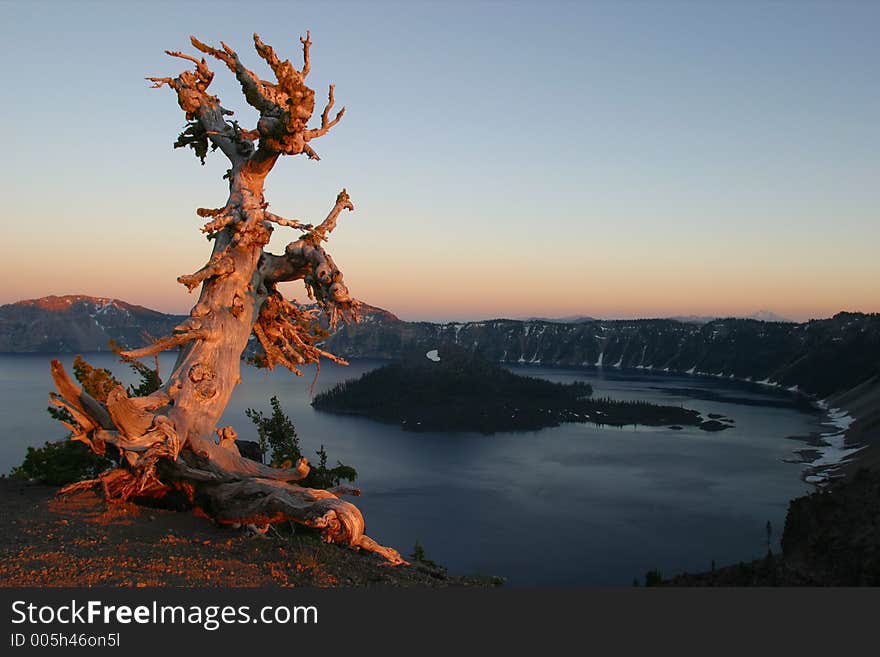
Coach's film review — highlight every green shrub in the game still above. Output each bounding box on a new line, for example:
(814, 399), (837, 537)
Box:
(644, 569), (663, 587)
(13, 350), (162, 486)
(11, 440), (113, 486)
(245, 395), (301, 466)
(245, 396), (357, 490)
(410, 541), (440, 569)
(306, 444), (358, 489)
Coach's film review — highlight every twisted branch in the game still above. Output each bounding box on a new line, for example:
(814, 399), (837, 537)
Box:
(300, 30), (312, 78)
(265, 212), (312, 231)
(178, 253), (236, 292)
(258, 189), (360, 327)
(252, 293), (348, 374)
(182, 32), (343, 158)
(119, 330), (207, 359)
(306, 85), (346, 142)
(147, 48), (251, 164)
(190, 36), (276, 115)
(309, 188), (354, 242)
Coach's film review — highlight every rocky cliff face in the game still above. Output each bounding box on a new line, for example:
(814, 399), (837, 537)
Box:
(0, 296), (186, 352)
(3, 295), (878, 399)
(0, 297), (398, 355)
(325, 312), (880, 398)
(780, 467), (880, 584)
(665, 466), (880, 586)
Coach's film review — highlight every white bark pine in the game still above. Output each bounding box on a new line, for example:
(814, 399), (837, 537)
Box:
(50, 33), (406, 565)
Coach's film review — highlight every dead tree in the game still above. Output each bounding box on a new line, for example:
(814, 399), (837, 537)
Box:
(50, 33), (406, 565)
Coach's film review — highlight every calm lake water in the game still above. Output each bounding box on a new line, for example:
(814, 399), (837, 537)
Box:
(0, 353), (819, 586)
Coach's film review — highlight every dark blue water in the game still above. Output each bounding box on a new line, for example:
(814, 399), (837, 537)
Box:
(0, 353), (818, 586)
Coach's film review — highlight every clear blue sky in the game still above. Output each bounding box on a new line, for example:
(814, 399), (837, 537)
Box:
(1, 0), (878, 321)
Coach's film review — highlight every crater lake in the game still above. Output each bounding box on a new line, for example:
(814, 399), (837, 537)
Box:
(0, 353), (822, 585)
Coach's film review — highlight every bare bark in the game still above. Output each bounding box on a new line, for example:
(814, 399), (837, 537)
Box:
(51, 33), (405, 566)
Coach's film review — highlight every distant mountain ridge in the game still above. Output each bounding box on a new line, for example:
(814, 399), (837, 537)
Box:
(324, 311), (880, 398)
(0, 296), (186, 353)
(667, 310), (795, 324)
(520, 315), (597, 323)
(0, 295), (396, 353)
(749, 309), (795, 323)
(2, 295), (877, 399)
(529, 310), (792, 325)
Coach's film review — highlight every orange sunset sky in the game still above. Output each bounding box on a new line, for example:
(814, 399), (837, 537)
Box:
(2, 2), (878, 322)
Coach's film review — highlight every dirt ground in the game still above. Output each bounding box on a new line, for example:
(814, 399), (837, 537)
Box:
(0, 478), (498, 588)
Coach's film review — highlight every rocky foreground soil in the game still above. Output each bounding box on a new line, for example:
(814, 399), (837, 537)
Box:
(0, 478), (497, 588)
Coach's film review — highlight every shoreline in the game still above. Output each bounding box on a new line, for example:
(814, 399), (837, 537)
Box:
(800, 400), (862, 486)
(580, 363), (877, 486)
(787, 374), (880, 487)
(515, 361), (874, 485)
(827, 377), (880, 479)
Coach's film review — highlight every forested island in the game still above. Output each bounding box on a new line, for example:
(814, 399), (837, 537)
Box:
(312, 348), (718, 433)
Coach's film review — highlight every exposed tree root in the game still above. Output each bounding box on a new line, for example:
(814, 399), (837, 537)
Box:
(51, 358), (405, 565)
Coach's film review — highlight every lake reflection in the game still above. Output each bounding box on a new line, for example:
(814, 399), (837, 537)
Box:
(0, 354), (818, 585)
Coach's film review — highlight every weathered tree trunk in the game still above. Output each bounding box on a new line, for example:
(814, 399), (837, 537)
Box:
(50, 33), (406, 565)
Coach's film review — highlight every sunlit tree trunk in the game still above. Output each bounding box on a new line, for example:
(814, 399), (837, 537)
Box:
(50, 33), (405, 564)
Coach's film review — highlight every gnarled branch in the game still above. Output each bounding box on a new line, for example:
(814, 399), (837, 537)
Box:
(120, 329), (207, 359)
(251, 293), (348, 374)
(265, 212), (312, 231)
(258, 189), (359, 328)
(191, 36), (277, 116)
(178, 253), (235, 292)
(148, 48), (253, 165)
(185, 33), (342, 158)
(309, 188), (354, 242)
(299, 30), (312, 78)
(305, 84), (346, 142)
(197, 207), (237, 235)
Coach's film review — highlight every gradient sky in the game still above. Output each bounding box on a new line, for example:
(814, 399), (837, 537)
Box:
(1, 0), (877, 321)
